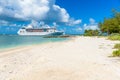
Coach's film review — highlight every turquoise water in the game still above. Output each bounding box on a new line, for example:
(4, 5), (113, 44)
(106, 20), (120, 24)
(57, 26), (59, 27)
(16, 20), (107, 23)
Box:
(0, 35), (68, 50)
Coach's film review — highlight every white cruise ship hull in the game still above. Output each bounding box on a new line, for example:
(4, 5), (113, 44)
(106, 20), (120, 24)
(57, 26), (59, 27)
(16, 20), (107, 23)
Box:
(17, 27), (64, 36)
(18, 30), (64, 36)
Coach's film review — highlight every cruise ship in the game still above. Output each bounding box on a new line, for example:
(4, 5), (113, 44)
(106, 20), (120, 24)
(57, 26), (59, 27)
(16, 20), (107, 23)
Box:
(17, 25), (64, 36)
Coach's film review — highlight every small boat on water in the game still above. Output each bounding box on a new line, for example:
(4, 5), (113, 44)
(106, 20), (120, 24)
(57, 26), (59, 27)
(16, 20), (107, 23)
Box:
(17, 25), (64, 36)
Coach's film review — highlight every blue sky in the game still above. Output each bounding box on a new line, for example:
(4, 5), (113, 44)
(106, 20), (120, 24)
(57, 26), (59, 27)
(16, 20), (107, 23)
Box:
(56, 0), (120, 23)
(0, 0), (120, 34)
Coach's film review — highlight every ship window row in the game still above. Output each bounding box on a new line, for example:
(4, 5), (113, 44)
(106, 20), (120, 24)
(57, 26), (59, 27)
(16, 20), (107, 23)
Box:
(26, 29), (55, 32)
(26, 30), (47, 32)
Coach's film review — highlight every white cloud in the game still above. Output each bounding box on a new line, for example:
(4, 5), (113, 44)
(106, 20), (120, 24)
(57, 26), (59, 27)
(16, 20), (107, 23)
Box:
(77, 27), (83, 31)
(29, 20), (51, 28)
(9, 24), (17, 27)
(83, 24), (87, 27)
(66, 19), (82, 26)
(0, 7), (2, 14)
(84, 24), (98, 30)
(52, 5), (70, 22)
(0, 0), (81, 26)
(30, 20), (40, 27)
(74, 20), (82, 24)
(53, 22), (58, 27)
(84, 18), (99, 30)
(0, 20), (9, 26)
(0, 20), (19, 27)
(89, 18), (95, 24)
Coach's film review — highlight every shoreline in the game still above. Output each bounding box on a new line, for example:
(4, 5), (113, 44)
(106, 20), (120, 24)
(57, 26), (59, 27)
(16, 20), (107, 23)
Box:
(0, 36), (70, 52)
(0, 35), (70, 52)
(0, 37), (71, 58)
(0, 36), (120, 80)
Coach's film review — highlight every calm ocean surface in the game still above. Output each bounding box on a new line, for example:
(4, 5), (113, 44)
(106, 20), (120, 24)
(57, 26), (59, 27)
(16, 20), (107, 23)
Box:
(0, 35), (68, 50)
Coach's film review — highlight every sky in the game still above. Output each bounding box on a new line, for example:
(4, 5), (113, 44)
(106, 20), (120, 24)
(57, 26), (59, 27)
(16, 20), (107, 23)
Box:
(0, 0), (120, 34)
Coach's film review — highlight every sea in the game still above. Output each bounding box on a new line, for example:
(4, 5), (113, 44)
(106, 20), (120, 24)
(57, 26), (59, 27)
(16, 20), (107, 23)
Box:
(0, 35), (68, 50)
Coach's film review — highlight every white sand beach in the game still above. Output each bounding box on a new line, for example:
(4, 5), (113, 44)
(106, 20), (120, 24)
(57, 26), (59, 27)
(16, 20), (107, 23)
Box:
(0, 37), (120, 80)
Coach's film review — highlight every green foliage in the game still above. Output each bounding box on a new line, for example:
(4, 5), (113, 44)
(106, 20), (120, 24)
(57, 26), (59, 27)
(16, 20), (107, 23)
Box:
(112, 49), (120, 57)
(84, 30), (100, 36)
(108, 34), (120, 40)
(112, 9), (120, 24)
(114, 44), (120, 49)
(99, 10), (120, 34)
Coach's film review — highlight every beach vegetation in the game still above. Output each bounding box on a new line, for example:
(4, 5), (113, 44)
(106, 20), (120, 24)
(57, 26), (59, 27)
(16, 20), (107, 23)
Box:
(108, 33), (120, 40)
(114, 43), (120, 49)
(112, 49), (120, 57)
(99, 9), (120, 35)
(84, 29), (100, 36)
(84, 9), (120, 37)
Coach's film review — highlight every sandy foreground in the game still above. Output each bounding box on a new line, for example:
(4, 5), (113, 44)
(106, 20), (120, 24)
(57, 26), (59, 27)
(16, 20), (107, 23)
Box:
(0, 37), (120, 80)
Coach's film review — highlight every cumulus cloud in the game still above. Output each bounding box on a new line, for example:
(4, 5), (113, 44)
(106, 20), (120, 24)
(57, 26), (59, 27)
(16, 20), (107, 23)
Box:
(76, 27), (83, 32)
(84, 18), (99, 30)
(66, 19), (82, 26)
(0, 7), (2, 14)
(0, 20), (9, 26)
(0, 0), (81, 26)
(89, 18), (95, 24)
(0, 20), (22, 27)
(0, 0), (51, 21)
(28, 20), (54, 28)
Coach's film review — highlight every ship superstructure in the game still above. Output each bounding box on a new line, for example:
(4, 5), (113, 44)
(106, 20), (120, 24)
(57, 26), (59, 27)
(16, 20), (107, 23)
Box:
(17, 25), (64, 36)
